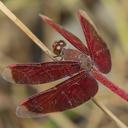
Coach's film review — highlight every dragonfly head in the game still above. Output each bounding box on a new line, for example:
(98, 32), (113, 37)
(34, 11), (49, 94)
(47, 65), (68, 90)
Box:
(52, 40), (66, 56)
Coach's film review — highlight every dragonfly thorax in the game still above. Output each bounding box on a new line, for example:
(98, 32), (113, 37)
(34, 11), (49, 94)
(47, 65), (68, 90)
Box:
(61, 48), (93, 71)
(78, 54), (93, 71)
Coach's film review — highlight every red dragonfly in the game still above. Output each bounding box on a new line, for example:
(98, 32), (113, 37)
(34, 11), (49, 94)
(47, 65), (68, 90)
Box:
(2, 10), (128, 117)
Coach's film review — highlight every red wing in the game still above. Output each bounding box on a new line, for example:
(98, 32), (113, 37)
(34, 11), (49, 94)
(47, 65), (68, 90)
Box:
(78, 10), (111, 73)
(16, 71), (98, 117)
(40, 15), (89, 55)
(2, 61), (81, 84)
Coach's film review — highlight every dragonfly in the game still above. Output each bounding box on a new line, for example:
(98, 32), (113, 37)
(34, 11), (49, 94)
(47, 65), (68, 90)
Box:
(2, 10), (128, 118)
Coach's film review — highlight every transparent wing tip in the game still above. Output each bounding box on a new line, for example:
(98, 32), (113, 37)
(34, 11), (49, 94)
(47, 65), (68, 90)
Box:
(16, 105), (30, 118)
(39, 14), (52, 23)
(77, 9), (96, 30)
(77, 9), (89, 18)
(1, 67), (15, 84)
(77, 9), (84, 15)
(16, 105), (44, 118)
(39, 14), (51, 22)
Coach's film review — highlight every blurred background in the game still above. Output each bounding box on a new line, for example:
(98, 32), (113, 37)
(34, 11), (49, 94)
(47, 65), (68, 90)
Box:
(0, 0), (128, 128)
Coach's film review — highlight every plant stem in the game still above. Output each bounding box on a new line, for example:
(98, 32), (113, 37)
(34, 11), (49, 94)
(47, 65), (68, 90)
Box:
(92, 98), (128, 128)
(92, 68), (128, 102)
(0, 1), (56, 60)
(0, 1), (127, 127)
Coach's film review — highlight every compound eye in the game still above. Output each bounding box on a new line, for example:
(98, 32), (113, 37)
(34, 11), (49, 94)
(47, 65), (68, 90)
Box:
(58, 40), (66, 47)
(56, 46), (61, 50)
(52, 40), (66, 56)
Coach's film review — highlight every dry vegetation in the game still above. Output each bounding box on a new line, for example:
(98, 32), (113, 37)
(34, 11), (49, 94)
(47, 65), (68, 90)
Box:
(0, 0), (128, 128)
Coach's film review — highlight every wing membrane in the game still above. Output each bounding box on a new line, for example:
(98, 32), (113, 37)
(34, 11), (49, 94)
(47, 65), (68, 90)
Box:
(40, 15), (89, 55)
(78, 10), (111, 73)
(16, 71), (98, 117)
(2, 61), (81, 84)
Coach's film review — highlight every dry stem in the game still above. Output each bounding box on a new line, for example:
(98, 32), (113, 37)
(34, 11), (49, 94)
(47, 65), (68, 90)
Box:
(92, 99), (128, 128)
(0, 1), (55, 60)
(0, 1), (127, 128)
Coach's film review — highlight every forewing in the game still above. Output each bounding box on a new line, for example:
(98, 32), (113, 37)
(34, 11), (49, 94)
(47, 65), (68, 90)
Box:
(2, 61), (81, 84)
(78, 10), (111, 73)
(40, 15), (89, 55)
(16, 71), (98, 117)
